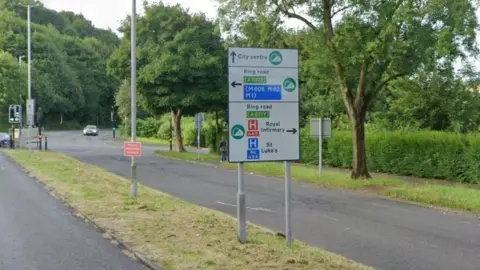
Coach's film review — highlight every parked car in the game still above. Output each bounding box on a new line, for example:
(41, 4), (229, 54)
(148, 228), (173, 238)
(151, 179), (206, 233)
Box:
(0, 132), (11, 148)
(82, 125), (99, 136)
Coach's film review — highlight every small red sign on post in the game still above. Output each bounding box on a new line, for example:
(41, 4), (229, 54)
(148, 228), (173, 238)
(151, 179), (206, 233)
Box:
(124, 142), (142, 157)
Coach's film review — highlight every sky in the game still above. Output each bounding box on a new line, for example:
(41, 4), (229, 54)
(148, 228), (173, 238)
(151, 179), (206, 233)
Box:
(41, 0), (479, 72)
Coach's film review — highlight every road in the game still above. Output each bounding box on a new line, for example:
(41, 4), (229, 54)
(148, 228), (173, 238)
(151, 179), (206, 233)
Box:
(48, 130), (480, 270)
(0, 152), (144, 270)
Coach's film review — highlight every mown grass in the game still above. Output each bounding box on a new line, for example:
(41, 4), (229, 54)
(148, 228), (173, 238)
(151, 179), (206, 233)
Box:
(157, 150), (480, 213)
(156, 151), (401, 190)
(121, 136), (174, 146)
(5, 149), (373, 270)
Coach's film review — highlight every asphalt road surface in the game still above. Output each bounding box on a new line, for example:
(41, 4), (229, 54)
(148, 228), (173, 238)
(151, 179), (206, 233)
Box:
(48, 130), (480, 270)
(0, 152), (144, 270)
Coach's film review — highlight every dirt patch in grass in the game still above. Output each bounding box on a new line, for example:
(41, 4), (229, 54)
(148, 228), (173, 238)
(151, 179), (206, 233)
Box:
(5, 150), (373, 270)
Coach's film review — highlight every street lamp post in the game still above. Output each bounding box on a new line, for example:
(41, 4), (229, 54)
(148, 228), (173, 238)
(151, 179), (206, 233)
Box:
(130, 0), (138, 197)
(18, 55), (25, 64)
(21, 2), (39, 150)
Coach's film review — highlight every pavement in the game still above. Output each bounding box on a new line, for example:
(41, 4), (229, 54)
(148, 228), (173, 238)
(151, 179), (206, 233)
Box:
(0, 152), (144, 270)
(46, 130), (480, 270)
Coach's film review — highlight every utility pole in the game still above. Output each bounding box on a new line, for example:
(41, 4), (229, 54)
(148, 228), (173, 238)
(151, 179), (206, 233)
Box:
(21, 2), (39, 150)
(130, 0), (138, 197)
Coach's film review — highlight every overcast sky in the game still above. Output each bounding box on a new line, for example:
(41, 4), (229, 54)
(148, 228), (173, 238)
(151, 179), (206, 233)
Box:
(40, 0), (479, 71)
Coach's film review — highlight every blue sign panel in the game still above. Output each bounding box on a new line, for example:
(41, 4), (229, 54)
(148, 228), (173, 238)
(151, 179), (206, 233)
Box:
(244, 85), (282, 100)
(247, 149), (260, 160)
(248, 138), (258, 149)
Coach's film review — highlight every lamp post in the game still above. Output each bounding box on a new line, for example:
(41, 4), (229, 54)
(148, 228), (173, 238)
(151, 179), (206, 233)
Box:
(20, 2), (39, 150)
(130, 0), (138, 197)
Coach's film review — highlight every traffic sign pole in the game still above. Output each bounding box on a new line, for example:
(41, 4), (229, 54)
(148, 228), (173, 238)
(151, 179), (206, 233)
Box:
(130, 0), (138, 197)
(319, 118), (323, 176)
(285, 161), (292, 247)
(237, 162), (246, 243)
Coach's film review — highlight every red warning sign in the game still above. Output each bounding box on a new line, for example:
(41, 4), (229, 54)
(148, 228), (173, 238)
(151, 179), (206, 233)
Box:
(247, 119), (259, 137)
(124, 142), (142, 157)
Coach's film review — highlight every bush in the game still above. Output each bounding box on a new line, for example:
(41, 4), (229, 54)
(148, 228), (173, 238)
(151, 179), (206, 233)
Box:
(137, 118), (162, 138)
(316, 130), (479, 184)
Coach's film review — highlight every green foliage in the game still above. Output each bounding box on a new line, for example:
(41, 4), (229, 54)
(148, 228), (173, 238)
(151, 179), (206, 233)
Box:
(0, 4), (119, 127)
(108, 2), (226, 116)
(317, 131), (480, 184)
(137, 118), (162, 138)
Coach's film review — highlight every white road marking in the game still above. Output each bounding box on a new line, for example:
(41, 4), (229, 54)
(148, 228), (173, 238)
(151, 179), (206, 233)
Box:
(319, 213), (338, 221)
(215, 201), (275, 213)
(462, 221), (472, 225)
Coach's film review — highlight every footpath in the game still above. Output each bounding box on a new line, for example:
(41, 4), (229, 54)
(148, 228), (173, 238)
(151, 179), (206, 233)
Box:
(0, 153), (143, 270)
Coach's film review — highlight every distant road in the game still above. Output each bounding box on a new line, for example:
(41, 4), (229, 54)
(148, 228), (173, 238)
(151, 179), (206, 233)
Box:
(0, 152), (144, 270)
(47, 130), (480, 270)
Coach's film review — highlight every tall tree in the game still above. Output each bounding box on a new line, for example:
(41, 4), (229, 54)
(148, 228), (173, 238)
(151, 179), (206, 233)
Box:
(217, 0), (478, 178)
(0, 50), (26, 106)
(108, 2), (225, 152)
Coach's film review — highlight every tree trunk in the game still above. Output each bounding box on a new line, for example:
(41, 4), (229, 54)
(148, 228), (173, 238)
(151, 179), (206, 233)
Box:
(351, 114), (371, 179)
(172, 109), (186, 152)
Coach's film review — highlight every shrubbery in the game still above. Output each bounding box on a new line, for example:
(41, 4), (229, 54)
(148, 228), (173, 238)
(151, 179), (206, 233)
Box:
(124, 115), (480, 184)
(319, 130), (480, 184)
(123, 113), (227, 153)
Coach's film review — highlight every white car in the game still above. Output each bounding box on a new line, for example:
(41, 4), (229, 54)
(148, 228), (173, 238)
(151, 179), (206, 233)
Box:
(83, 125), (99, 136)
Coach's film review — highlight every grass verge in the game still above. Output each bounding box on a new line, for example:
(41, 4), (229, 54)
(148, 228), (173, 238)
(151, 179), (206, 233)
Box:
(121, 135), (173, 146)
(156, 150), (480, 213)
(5, 150), (373, 270)
(156, 151), (402, 190)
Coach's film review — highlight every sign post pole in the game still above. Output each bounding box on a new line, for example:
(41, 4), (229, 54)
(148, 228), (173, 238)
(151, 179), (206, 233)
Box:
(284, 161), (292, 246)
(318, 118), (323, 176)
(237, 162), (246, 243)
(130, 0), (138, 197)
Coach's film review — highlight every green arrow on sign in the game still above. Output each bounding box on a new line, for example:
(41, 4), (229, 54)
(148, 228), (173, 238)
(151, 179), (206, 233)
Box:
(231, 124), (245, 140)
(283, 78), (297, 92)
(269, 51), (283, 65)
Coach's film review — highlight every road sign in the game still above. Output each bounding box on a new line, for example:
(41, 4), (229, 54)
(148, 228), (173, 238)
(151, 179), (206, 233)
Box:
(124, 142), (142, 157)
(8, 104), (22, 124)
(310, 118), (332, 138)
(26, 99), (35, 126)
(228, 47), (299, 163)
(195, 112), (204, 129)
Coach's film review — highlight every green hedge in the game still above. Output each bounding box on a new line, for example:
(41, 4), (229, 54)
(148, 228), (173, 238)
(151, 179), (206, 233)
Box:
(312, 130), (479, 184)
(122, 113), (227, 153)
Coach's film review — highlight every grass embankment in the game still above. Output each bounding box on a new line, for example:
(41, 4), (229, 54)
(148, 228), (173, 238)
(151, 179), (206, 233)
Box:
(157, 151), (480, 213)
(5, 150), (372, 270)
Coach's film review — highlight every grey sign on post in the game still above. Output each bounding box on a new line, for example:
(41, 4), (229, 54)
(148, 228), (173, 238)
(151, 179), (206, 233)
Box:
(26, 99), (35, 126)
(310, 118), (331, 138)
(310, 118), (332, 175)
(195, 112), (205, 159)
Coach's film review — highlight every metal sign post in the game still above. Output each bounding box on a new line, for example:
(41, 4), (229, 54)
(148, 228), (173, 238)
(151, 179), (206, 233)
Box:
(195, 113), (204, 159)
(310, 118), (332, 176)
(130, 0), (138, 197)
(237, 162), (246, 243)
(228, 47), (299, 246)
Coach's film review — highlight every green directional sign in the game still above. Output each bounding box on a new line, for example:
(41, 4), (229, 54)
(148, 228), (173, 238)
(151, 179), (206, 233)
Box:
(283, 78), (297, 92)
(269, 51), (283, 65)
(247, 111), (270, 118)
(231, 124), (245, 140)
(244, 76), (267, 84)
